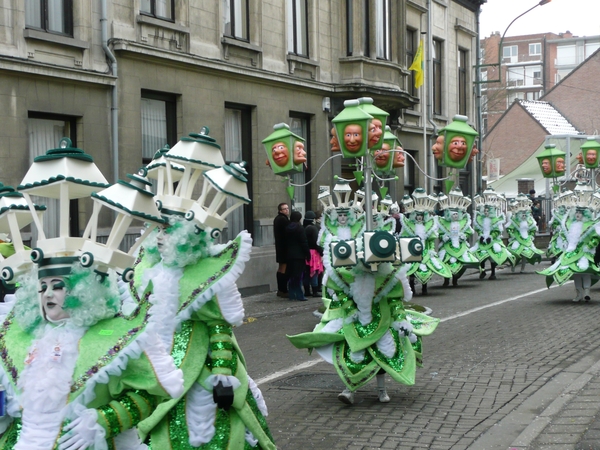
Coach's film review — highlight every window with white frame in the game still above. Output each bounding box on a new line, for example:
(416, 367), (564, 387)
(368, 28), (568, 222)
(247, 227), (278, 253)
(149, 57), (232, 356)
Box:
(503, 45), (518, 62)
(287, 0), (308, 57)
(25, 0), (73, 35)
(556, 45), (576, 66)
(529, 43), (541, 56)
(507, 91), (524, 107)
(458, 49), (468, 116)
(27, 114), (78, 243)
(223, 0), (249, 41)
(141, 0), (174, 21)
(433, 39), (442, 115)
(375, 0), (390, 60)
(224, 105), (253, 241)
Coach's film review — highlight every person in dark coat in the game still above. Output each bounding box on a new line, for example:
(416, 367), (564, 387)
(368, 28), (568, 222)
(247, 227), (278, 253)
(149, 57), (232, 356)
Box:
(274, 202), (290, 297)
(286, 210), (310, 301)
(303, 211), (324, 297)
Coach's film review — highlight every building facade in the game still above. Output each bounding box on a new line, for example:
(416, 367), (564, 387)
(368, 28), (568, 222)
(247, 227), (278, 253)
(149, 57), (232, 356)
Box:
(0, 0), (483, 293)
(480, 31), (600, 135)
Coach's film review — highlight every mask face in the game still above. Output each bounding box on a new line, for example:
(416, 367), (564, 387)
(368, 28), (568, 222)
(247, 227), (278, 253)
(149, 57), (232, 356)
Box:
(39, 276), (69, 322)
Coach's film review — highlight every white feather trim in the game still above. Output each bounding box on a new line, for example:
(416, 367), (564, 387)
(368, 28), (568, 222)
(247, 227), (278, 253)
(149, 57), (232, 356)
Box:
(349, 349), (366, 363)
(511, 241), (520, 250)
(337, 226), (352, 240)
(247, 376), (268, 417)
(113, 428), (148, 450)
(492, 243), (502, 253)
(315, 344), (334, 364)
(376, 330), (396, 359)
(186, 382), (217, 446)
(206, 374), (242, 391)
(245, 429), (259, 447)
(214, 282), (245, 327)
(140, 332), (184, 399)
(566, 221), (584, 252)
(349, 273), (375, 325)
(578, 257), (589, 271)
(319, 318), (343, 333)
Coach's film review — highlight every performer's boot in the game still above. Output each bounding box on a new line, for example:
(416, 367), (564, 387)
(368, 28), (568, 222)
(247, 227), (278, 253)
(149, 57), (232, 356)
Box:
(377, 373), (390, 403)
(409, 276), (415, 294)
(479, 261), (486, 279)
(583, 274), (592, 302)
(338, 388), (355, 405)
(489, 263), (497, 280)
(421, 283), (428, 295)
(573, 276), (584, 302)
(452, 274), (458, 287)
(443, 278), (449, 287)
(520, 259), (527, 273)
(312, 285), (321, 298)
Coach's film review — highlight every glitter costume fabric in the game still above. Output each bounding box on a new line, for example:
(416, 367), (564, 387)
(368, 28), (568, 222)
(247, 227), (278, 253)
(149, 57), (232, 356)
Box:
(127, 232), (276, 450)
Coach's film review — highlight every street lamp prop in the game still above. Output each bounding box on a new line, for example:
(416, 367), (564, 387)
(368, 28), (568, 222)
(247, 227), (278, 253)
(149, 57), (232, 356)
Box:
(580, 137), (600, 170)
(358, 97), (389, 152)
(0, 184), (46, 282)
(79, 168), (165, 280)
(331, 99), (373, 158)
(536, 144), (566, 193)
(262, 123), (306, 176)
(437, 115), (479, 169)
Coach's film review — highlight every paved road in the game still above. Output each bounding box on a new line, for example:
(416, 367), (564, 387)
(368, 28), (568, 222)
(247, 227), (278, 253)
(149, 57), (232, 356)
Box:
(235, 262), (600, 449)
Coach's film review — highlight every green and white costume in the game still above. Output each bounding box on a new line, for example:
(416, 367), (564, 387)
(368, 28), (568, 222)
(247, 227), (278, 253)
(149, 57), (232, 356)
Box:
(123, 229), (275, 450)
(437, 210), (478, 277)
(506, 210), (544, 267)
(0, 269), (184, 450)
(470, 206), (515, 267)
(288, 201), (439, 393)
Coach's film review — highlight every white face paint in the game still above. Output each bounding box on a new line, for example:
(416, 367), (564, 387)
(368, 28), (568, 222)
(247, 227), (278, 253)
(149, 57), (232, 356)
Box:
(338, 212), (349, 225)
(157, 225), (168, 256)
(39, 276), (69, 322)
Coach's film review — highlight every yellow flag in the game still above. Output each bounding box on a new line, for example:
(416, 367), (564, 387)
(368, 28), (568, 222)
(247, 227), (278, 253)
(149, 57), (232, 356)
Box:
(409, 39), (424, 89)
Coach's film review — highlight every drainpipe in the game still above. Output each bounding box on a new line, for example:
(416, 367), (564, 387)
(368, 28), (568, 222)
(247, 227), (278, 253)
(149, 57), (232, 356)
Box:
(101, 0), (119, 183)
(426, 0), (437, 192)
(475, 5), (483, 195)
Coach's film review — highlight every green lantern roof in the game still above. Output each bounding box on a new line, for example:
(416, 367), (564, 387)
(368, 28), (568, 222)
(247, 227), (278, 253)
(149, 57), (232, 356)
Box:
(439, 115), (478, 137)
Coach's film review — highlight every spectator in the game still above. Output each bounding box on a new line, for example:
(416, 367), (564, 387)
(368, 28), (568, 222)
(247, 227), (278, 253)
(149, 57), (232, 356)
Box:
(303, 211), (324, 297)
(531, 200), (542, 229)
(286, 211), (310, 301)
(274, 202), (290, 297)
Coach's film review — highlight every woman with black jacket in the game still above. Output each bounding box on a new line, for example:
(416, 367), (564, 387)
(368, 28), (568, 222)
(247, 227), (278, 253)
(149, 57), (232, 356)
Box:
(286, 210), (310, 301)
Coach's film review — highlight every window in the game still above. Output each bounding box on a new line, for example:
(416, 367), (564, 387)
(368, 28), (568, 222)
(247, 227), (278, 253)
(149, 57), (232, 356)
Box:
(526, 91), (540, 101)
(224, 105), (253, 240)
(287, 0), (308, 57)
(503, 45), (518, 62)
(346, 0), (369, 56)
(433, 39), (442, 115)
(529, 43), (541, 56)
(556, 45), (576, 66)
(403, 150), (416, 193)
(375, 0), (390, 60)
(141, 91), (177, 165)
(223, 0), (248, 41)
(25, 0), (73, 35)
(289, 114), (312, 215)
(458, 49), (467, 116)
(140, 0), (174, 21)
(406, 28), (418, 98)
(27, 113), (79, 241)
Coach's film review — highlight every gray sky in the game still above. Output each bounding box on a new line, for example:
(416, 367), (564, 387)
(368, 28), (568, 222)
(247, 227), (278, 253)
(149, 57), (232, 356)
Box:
(480, 0), (600, 39)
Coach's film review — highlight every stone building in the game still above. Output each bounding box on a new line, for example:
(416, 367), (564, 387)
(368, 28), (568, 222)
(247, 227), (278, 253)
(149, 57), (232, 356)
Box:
(0, 0), (484, 293)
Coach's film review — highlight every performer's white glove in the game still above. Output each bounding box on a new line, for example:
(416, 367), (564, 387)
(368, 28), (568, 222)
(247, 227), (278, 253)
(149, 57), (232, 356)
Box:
(58, 408), (105, 450)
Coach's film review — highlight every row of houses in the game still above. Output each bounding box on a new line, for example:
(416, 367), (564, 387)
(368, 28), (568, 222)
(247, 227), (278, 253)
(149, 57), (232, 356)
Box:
(0, 0), (486, 293)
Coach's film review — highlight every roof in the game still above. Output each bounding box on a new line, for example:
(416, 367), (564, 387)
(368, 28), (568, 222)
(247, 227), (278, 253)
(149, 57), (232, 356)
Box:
(518, 100), (582, 136)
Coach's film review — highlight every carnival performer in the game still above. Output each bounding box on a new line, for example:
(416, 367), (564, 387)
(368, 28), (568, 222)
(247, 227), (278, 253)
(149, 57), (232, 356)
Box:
(470, 188), (515, 280)
(399, 188), (452, 295)
(436, 188), (478, 287)
(123, 135), (276, 450)
(545, 190), (572, 264)
(288, 182), (439, 405)
(506, 193), (544, 273)
(538, 183), (600, 302)
(0, 143), (184, 449)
